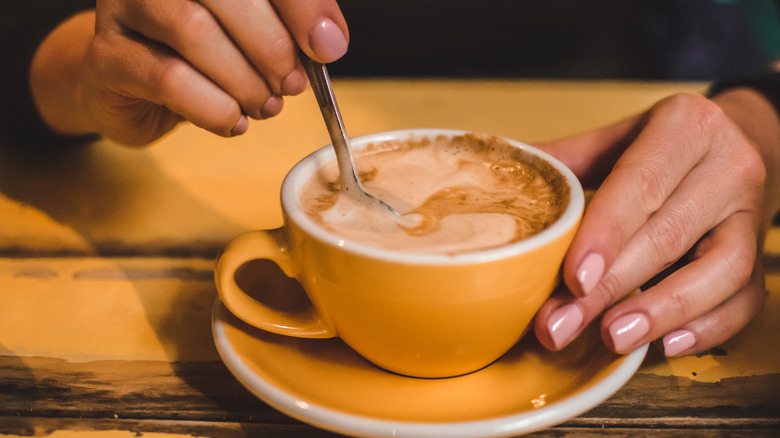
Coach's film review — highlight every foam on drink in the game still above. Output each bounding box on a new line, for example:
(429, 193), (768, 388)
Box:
(301, 133), (569, 254)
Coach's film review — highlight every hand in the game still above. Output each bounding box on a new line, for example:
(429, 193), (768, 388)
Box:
(533, 91), (780, 357)
(31, 0), (348, 145)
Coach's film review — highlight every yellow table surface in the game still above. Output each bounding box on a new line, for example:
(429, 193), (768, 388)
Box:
(1, 79), (778, 437)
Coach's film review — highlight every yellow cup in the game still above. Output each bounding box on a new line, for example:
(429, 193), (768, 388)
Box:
(215, 129), (583, 378)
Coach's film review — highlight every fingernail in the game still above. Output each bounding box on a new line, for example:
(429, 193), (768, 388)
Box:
(310, 18), (348, 62)
(280, 63), (307, 96)
(577, 253), (604, 295)
(260, 95), (283, 119)
(609, 313), (649, 353)
(230, 114), (248, 136)
(662, 329), (695, 357)
(547, 303), (584, 349)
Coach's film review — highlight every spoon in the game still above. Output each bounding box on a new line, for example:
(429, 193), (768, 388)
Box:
(300, 53), (402, 219)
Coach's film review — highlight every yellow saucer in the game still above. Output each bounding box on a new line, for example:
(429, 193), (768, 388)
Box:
(212, 300), (647, 437)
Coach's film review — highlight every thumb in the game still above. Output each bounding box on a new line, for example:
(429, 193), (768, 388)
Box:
(271, 0), (349, 63)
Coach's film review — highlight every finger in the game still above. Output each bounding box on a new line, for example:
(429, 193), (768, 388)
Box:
(112, 0), (279, 120)
(271, 0), (349, 63)
(199, 0), (308, 96)
(659, 265), (767, 357)
(590, 146), (761, 302)
(88, 29), (244, 138)
(535, 283), (650, 351)
(534, 286), (586, 351)
(561, 94), (726, 298)
(600, 211), (762, 354)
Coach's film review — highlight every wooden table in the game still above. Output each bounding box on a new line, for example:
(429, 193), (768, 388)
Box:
(1, 79), (778, 437)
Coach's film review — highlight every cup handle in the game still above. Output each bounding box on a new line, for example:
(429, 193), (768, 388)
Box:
(214, 228), (335, 338)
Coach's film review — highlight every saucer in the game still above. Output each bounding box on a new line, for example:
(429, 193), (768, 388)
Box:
(212, 300), (647, 437)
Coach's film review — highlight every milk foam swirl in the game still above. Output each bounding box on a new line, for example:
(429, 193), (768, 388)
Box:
(301, 134), (569, 254)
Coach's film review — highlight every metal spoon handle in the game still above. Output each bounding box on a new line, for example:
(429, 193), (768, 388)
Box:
(300, 54), (362, 194)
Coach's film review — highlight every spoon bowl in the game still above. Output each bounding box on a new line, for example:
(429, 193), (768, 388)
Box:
(300, 54), (404, 220)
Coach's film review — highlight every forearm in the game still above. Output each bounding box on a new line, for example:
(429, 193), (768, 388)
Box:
(30, 10), (97, 137)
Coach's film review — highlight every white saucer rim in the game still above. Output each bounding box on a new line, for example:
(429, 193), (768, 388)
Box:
(212, 299), (648, 438)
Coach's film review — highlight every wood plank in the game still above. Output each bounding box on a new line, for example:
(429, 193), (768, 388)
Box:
(0, 357), (273, 423)
(0, 417), (778, 438)
(0, 357), (777, 433)
(0, 257), (220, 363)
(0, 417), (339, 438)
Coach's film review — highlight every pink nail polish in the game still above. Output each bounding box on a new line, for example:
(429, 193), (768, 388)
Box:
(547, 303), (584, 349)
(662, 329), (695, 357)
(577, 253), (604, 295)
(230, 114), (249, 136)
(310, 18), (348, 62)
(609, 313), (649, 353)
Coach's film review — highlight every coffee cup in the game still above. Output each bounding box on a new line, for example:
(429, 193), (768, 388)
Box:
(215, 129), (583, 378)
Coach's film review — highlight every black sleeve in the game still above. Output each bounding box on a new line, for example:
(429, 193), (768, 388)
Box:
(0, 0), (98, 149)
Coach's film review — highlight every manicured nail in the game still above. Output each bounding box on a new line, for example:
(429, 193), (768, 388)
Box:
(280, 63), (308, 96)
(230, 114), (248, 136)
(609, 313), (649, 353)
(662, 329), (695, 357)
(577, 253), (604, 295)
(310, 18), (348, 62)
(547, 303), (584, 349)
(260, 95), (283, 119)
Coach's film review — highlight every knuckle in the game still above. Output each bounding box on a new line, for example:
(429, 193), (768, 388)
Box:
(151, 59), (239, 135)
(643, 212), (692, 269)
(167, 2), (219, 46)
(251, 36), (297, 89)
(665, 288), (699, 323)
(150, 57), (188, 101)
(699, 283), (766, 347)
(661, 93), (767, 193)
(263, 34), (297, 64)
(660, 93), (725, 132)
(730, 143), (767, 191)
(655, 93), (727, 154)
(629, 160), (669, 213)
(720, 243), (757, 290)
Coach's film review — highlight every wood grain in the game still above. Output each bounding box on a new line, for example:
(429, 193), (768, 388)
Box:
(0, 356), (777, 436)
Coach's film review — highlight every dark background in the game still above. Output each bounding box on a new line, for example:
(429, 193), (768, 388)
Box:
(329, 0), (780, 80)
